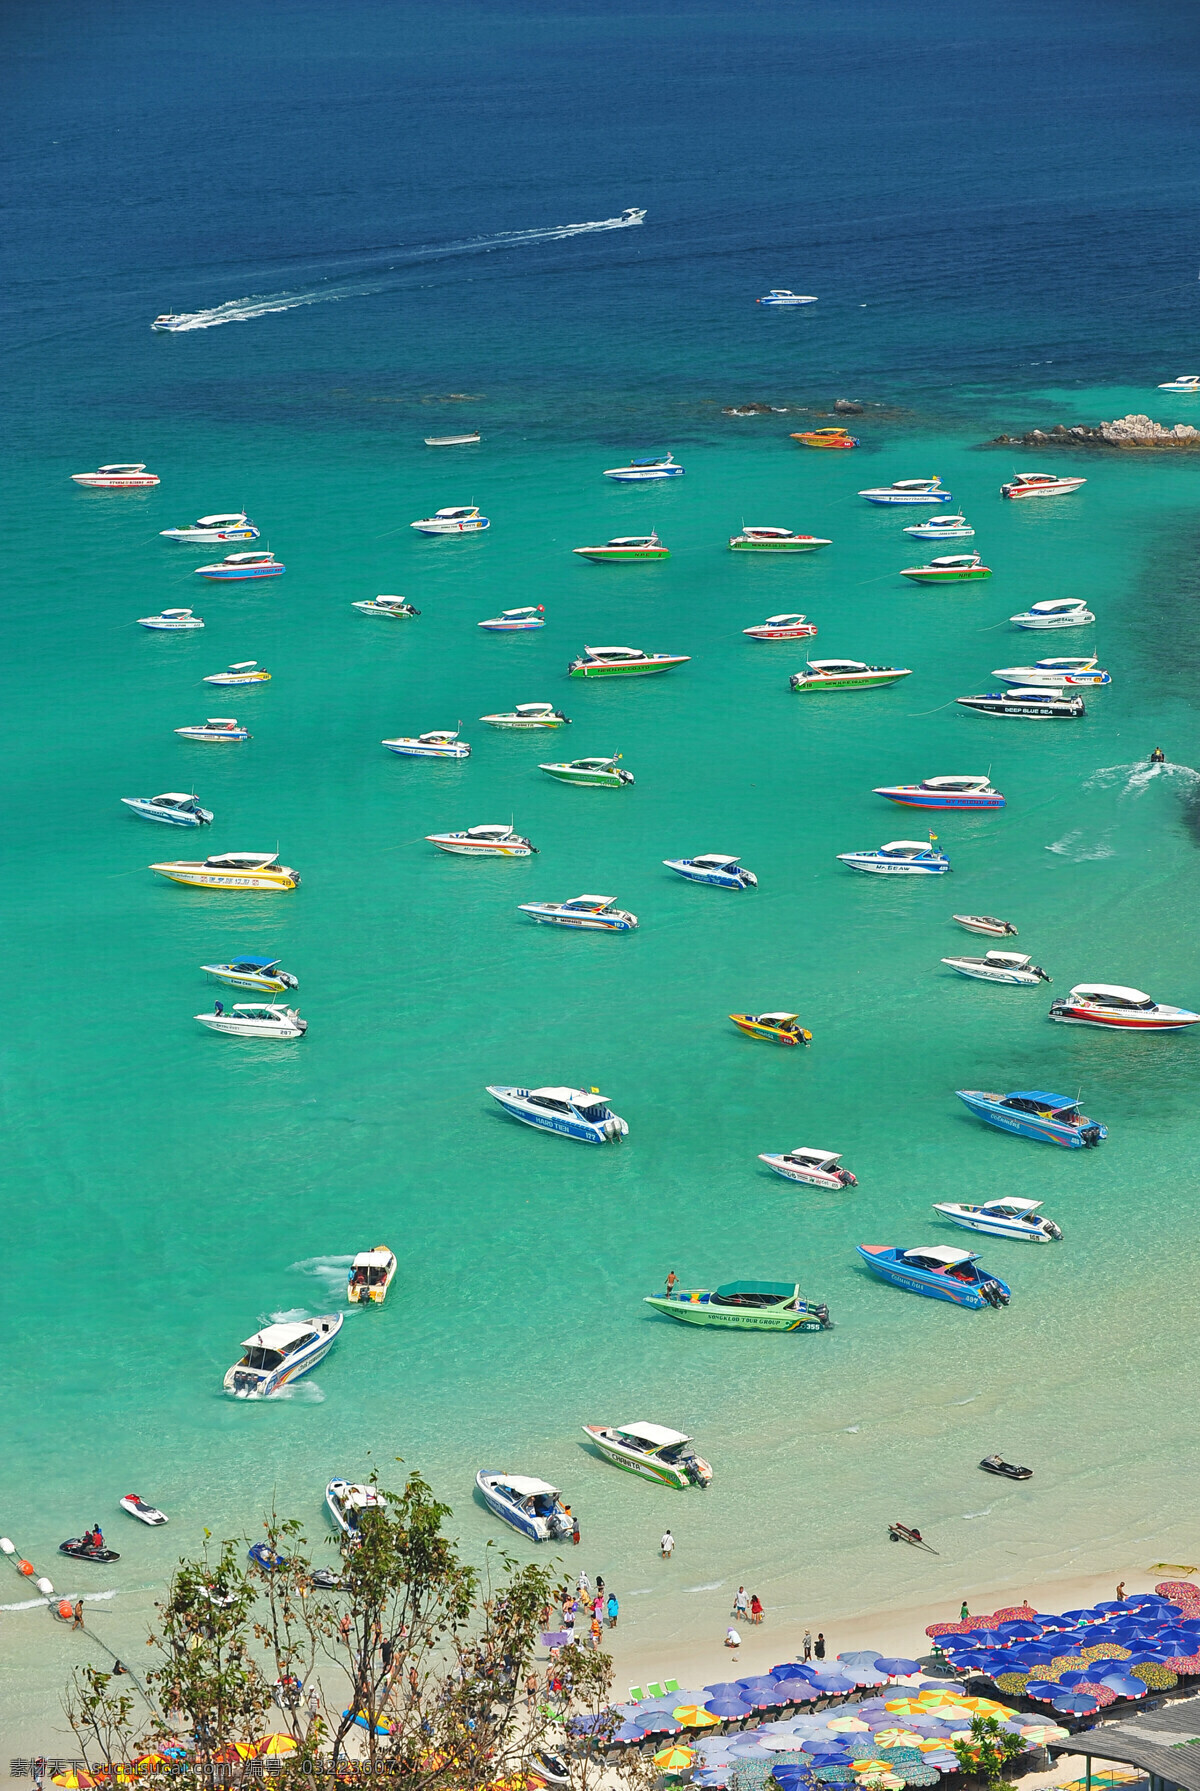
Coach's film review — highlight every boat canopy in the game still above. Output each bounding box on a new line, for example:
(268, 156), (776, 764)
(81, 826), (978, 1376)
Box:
(757, 1013), (800, 1024)
(467, 825), (514, 837)
(922, 776), (990, 790)
(532, 1085), (607, 1106)
(902, 1247), (976, 1268)
(205, 852), (277, 868)
(99, 464), (146, 474)
(503, 609), (540, 618)
(617, 1422), (691, 1448)
(883, 841), (936, 854)
(196, 513), (247, 527)
(982, 952), (1032, 968)
(498, 1476), (559, 1498)
(515, 704), (555, 715)
(692, 854), (740, 868)
(353, 1250), (393, 1269)
(808, 659), (866, 672)
(630, 454), (670, 466)
(229, 955), (281, 970)
(566, 896), (615, 907)
(765, 615), (805, 626)
(583, 646), (644, 659)
(1068, 984), (1154, 1007)
(242, 1322), (317, 1352)
(979, 1198), (1042, 1214)
(713, 1281), (797, 1300)
(1030, 599), (1087, 613)
(223, 553), (273, 564)
(1007, 1090), (1074, 1108)
(788, 1148), (840, 1164)
(152, 792), (199, 805)
(434, 507), (477, 519)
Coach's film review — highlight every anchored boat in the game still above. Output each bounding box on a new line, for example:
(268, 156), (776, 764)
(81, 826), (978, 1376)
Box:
(151, 851), (299, 891)
(857, 1245), (1010, 1309)
(791, 428), (858, 448)
(874, 775), (1004, 810)
(175, 717), (251, 742)
(425, 823), (536, 856)
(992, 656), (1109, 686)
(953, 914), (1018, 937)
(757, 290), (818, 305)
(517, 895), (637, 931)
(122, 792), (213, 827)
(643, 1280), (831, 1331)
(957, 686), (1085, 718)
(1001, 472), (1086, 499)
(1048, 983), (1200, 1030)
(480, 703), (569, 729)
(730, 1012), (812, 1045)
(487, 1084), (628, 1143)
(1009, 598), (1095, 630)
(139, 608), (204, 630)
(758, 1148), (857, 1189)
(72, 463), (159, 488)
(1158, 375), (1200, 392)
(902, 553), (991, 584)
(664, 854), (757, 890)
(941, 950), (1049, 985)
(573, 533), (669, 561)
(382, 729), (470, 759)
(728, 526), (830, 552)
(476, 1472), (573, 1541)
(196, 1002), (306, 1040)
(859, 477), (951, 505)
(204, 662), (271, 685)
(904, 514), (975, 539)
(223, 1315), (341, 1398)
(933, 1198), (1062, 1243)
(743, 613), (818, 641)
(568, 645), (689, 678)
(348, 1248), (397, 1304)
(353, 595), (420, 618)
(201, 955), (298, 994)
(791, 659), (911, 693)
(478, 606), (544, 631)
(161, 513), (259, 543)
(410, 505), (489, 534)
(425, 431), (480, 445)
(540, 756), (633, 787)
(326, 1480), (387, 1536)
(838, 839), (950, 875)
(602, 452), (683, 481)
(195, 552), (284, 580)
(582, 1423), (713, 1488)
(956, 1088), (1107, 1147)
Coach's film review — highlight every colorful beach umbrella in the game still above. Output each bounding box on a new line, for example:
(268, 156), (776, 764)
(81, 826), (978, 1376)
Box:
(653, 1745), (696, 1771)
(674, 1707), (721, 1728)
(211, 1745), (256, 1762)
(52, 1775), (96, 1789)
(827, 1718), (871, 1733)
(258, 1735), (298, 1756)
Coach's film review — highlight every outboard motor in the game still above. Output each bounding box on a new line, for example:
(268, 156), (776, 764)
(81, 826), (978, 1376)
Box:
(1043, 1220), (1064, 1240)
(602, 1117), (622, 1141)
(1080, 1125), (1103, 1147)
(555, 712), (571, 724)
(980, 1279), (1009, 1308)
(1034, 965), (1051, 982)
(836, 1169), (858, 1187)
(280, 971), (299, 989)
(814, 1303), (832, 1328)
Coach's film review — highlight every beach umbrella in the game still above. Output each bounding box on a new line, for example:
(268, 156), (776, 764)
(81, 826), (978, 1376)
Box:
(705, 1695), (752, 1719)
(1098, 1675), (1147, 1699)
(776, 1679), (820, 1703)
(653, 1744), (697, 1771)
(640, 1712), (684, 1734)
(211, 1745), (257, 1762)
(132, 1757), (170, 1769)
(808, 1673), (857, 1695)
(675, 1707), (722, 1729)
(803, 1740), (852, 1758)
(52, 1775), (96, 1788)
(840, 1651), (888, 1669)
(874, 1658), (921, 1678)
(827, 1718), (871, 1733)
(614, 1722), (648, 1744)
(258, 1736), (298, 1757)
(993, 1624), (1039, 1641)
(1057, 1671), (1093, 1688)
(706, 1681), (744, 1697)
(1053, 1693), (1099, 1715)
(1023, 1681), (1063, 1701)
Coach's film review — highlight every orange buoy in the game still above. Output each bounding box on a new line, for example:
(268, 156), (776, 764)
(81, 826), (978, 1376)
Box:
(57, 1599), (74, 1621)
(18, 1560), (34, 1576)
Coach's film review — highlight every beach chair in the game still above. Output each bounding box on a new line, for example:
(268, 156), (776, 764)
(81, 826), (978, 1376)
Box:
(663, 1679), (681, 1696)
(628, 1686), (645, 1704)
(646, 1682), (664, 1699)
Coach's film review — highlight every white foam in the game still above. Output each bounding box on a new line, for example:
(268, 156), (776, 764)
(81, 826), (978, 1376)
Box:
(684, 1581), (725, 1593)
(0, 1588), (120, 1611)
(1084, 760), (1200, 798)
(1046, 829), (1115, 860)
(961, 1508), (994, 1521)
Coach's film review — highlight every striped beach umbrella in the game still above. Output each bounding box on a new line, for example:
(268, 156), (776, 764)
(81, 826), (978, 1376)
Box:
(653, 1745), (696, 1771)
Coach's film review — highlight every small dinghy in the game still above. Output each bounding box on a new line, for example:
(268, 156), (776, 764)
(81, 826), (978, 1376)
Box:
(956, 686), (1085, 719)
(953, 913), (1018, 937)
(941, 950), (1049, 985)
(730, 1012), (812, 1045)
(139, 608), (204, 630)
(517, 895), (638, 931)
(60, 1536), (120, 1562)
(381, 729), (471, 759)
(758, 1147), (857, 1188)
(742, 613), (818, 641)
(979, 1455), (1033, 1479)
(933, 1197), (1062, 1243)
(120, 1495), (167, 1526)
(478, 606), (544, 630)
(664, 854), (757, 890)
(204, 662), (271, 685)
(352, 594), (420, 618)
(476, 1471), (574, 1541)
(122, 792), (213, 827)
(480, 703), (569, 729)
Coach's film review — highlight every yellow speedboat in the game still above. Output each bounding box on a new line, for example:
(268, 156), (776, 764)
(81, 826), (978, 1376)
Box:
(790, 427), (859, 449)
(348, 1247), (397, 1305)
(730, 1011), (812, 1046)
(150, 851), (300, 892)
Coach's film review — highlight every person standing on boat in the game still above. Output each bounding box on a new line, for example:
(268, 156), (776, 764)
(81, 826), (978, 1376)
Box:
(661, 1529), (675, 1558)
(665, 1270), (678, 1298)
(803, 1629), (812, 1661)
(814, 1632), (825, 1660)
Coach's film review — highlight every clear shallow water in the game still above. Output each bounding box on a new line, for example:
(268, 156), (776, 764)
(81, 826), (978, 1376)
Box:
(4, 0), (1200, 1753)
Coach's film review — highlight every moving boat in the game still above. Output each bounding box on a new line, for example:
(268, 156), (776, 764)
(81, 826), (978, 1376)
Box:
(517, 895), (637, 931)
(933, 1198), (1062, 1242)
(478, 606), (544, 631)
(643, 1280), (831, 1331)
(410, 506), (489, 534)
(151, 314), (189, 330)
(567, 645), (690, 677)
(139, 607), (204, 630)
(119, 1495), (167, 1526)
(664, 854), (758, 890)
(728, 526), (830, 552)
(60, 1538), (120, 1563)
(201, 955), (298, 994)
(382, 729), (471, 759)
(758, 1148), (857, 1189)
(223, 1315), (342, 1398)
(122, 792), (213, 827)
(487, 1085), (628, 1142)
(941, 950), (1049, 985)
(573, 533), (669, 561)
(743, 613), (818, 641)
(540, 756), (634, 787)
(326, 1480), (387, 1536)
(480, 703), (569, 729)
(790, 658), (911, 693)
(175, 717), (251, 741)
(757, 290), (818, 306)
(425, 432), (481, 445)
(1158, 375), (1200, 392)
(857, 1244), (1011, 1309)
(838, 840), (950, 875)
(956, 686), (1085, 718)
(954, 913), (1018, 937)
(1048, 983), (1200, 1030)
(151, 851), (300, 891)
(1001, 472), (1086, 499)
(730, 1012), (812, 1045)
(582, 1423), (713, 1488)
(901, 553), (991, 583)
(980, 1455), (1033, 1479)
(904, 514), (975, 539)
(620, 208), (646, 223)
(955, 1088), (1107, 1147)
(992, 656), (1109, 686)
(352, 594), (420, 618)
(475, 1472), (573, 1542)
(791, 428), (859, 448)
(601, 452), (683, 481)
(425, 823), (536, 856)
(72, 463), (159, 488)
(204, 662), (271, 685)
(160, 513), (259, 543)
(196, 1002), (307, 1039)
(859, 478), (951, 505)
(348, 1248), (397, 1304)
(195, 551), (285, 579)
(874, 775), (1004, 810)
(1009, 598), (1095, 630)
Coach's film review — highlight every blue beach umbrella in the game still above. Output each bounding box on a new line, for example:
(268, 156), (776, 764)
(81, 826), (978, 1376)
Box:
(706, 1695), (753, 1719)
(1053, 1693), (1099, 1715)
(874, 1656), (921, 1677)
(614, 1721), (648, 1744)
(1057, 1671), (1093, 1687)
(775, 1678), (819, 1701)
(706, 1682), (746, 1698)
(1024, 1680), (1064, 1701)
(808, 1673), (857, 1695)
(1099, 1674), (1148, 1699)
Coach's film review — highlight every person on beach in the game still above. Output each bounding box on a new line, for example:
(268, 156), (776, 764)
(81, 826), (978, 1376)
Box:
(733, 1586), (749, 1619)
(526, 1672), (538, 1708)
(596, 1576), (604, 1597)
(72, 1600), (85, 1630)
(814, 1632), (825, 1660)
(307, 1685), (321, 1721)
(577, 1569), (591, 1597)
(572, 1515), (581, 1546)
(749, 1594), (764, 1624)
(607, 1592), (619, 1628)
(590, 1615), (602, 1649)
(960, 1602), (970, 1621)
(803, 1629), (812, 1661)
(661, 1529), (675, 1558)
(1116, 1581), (1126, 1601)
(725, 1626), (741, 1649)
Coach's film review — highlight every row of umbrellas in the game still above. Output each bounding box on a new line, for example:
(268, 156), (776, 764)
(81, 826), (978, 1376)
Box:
(52, 1738), (299, 1784)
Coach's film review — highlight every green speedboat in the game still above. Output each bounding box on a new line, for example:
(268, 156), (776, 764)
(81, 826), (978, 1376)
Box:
(582, 1421), (713, 1489)
(901, 553), (991, 584)
(643, 1280), (831, 1332)
(790, 658), (911, 693)
(568, 646), (690, 678)
(539, 756), (635, 788)
(573, 533), (669, 562)
(729, 526), (831, 552)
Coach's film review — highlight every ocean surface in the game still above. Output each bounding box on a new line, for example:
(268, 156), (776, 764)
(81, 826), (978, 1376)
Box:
(4, 0), (1200, 1754)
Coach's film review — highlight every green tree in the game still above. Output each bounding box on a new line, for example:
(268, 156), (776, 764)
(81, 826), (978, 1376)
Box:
(952, 1713), (1024, 1789)
(63, 1666), (138, 1778)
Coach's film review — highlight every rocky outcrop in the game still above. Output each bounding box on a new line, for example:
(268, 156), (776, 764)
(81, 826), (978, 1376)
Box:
(991, 414), (1200, 449)
(834, 398), (864, 414)
(721, 397), (866, 417)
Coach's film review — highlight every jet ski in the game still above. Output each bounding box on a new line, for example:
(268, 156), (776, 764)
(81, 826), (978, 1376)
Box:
(311, 1567), (343, 1591)
(60, 1538), (120, 1563)
(528, 1752), (572, 1787)
(120, 1494), (167, 1526)
(979, 1454), (1033, 1480)
(248, 1543), (288, 1571)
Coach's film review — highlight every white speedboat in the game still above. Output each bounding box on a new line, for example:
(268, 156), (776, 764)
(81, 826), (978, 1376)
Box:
(602, 452), (683, 481)
(196, 1002), (307, 1039)
(953, 914), (1018, 938)
(581, 1422), (713, 1488)
(904, 514), (975, 539)
(478, 607), (545, 631)
(620, 207), (646, 223)
(859, 478), (951, 505)
(873, 775), (1004, 810)
(758, 1147), (857, 1189)
(991, 656), (1109, 687)
(941, 950), (1050, 985)
(122, 792), (213, 827)
(932, 1198), (1063, 1242)
(352, 594), (421, 618)
(957, 686), (1085, 718)
(838, 840), (950, 875)
(204, 661), (271, 685)
(160, 513), (259, 543)
(425, 824), (536, 856)
(139, 608), (204, 630)
(382, 729), (470, 759)
(1158, 375), (1200, 392)
(1001, 472), (1086, 499)
(201, 955), (298, 994)
(195, 551), (285, 580)
(326, 1479), (387, 1536)
(742, 613), (818, 642)
(175, 717), (251, 742)
(72, 463), (159, 488)
(756, 290), (818, 306)
(1009, 599), (1095, 630)
(348, 1248), (397, 1304)
(410, 505), (489, 534)
(425, 432), (480, 445)
(487, 1085), (628, 1143)
(663, 854), (757, 890)
(1048, 983), (1200, 1030)
(517, 895), (638, 931)
(151, 314), (188, 331)
(223, 1315), (341, 1397)
(480, 703), (570, 729)
(151, 851), (299, 891)
(476, 1471), (573, 1541)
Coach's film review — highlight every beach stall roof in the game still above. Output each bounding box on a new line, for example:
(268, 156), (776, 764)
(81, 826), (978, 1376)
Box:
(1046, 1691), (1200, 1791)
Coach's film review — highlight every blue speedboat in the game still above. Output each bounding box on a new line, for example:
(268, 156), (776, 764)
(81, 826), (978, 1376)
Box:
(956, 1088), (1107, 1148)
(602, 452), (684, 482)
(222, 1315), (342, 1398)
(838, 840), (950, 875)
(857, 1244), (1011, 1309)
(486, 1084), (629, 1143)
(475, 1470), (573, 1542)
(122, 792), (213, 827)
(664, 853), (758, 890)
(873, 776), (1004, 811)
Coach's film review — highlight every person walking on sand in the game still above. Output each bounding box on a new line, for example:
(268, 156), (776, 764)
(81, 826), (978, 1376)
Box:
(749, 1593), (764, 1625)
(803, 1629), (812, 1661)
(814, 1632), (825, 1660)
(590, 1615), (602, 1650)
(661, 1529), (675, 1558)
(733, 1586), (749, 1619)
(72, 1600), (85, 1630)
(960, 1602), (970, 1621)
(1116, 1581), (1126, 1602)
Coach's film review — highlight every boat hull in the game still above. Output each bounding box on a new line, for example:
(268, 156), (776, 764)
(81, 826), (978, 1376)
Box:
(861, 492), (951, 505)
(411, 519), (489, 533)
(196, 564), (284, 580)
(792, 435), (858, 449)
(567, 659), (686, 677)
(957, 696), (1084, 718)
(382, 742), (470, 758)
(602, 468), (683, 481)
(642, 1294), (827, 1332)
(122, 800), (210, 826)
(665, 862), (755, 889)
(224, 1326), (338, 1398)
(744, 623), (818, 640)
(791, 671), (910, 693)
(838, 855), (948, 875)
(730, 1016), (811, 1044)
(759, 1156), (853, 1189)
(152, 866), (298, 891)
(573, 546), (669, 561)
(426, 835), (534, 856)
(541, 767), (630, 787)
(203, 967), (293, 994)
(956, 1091), (1106, 1147)
(1002, 481), (1085, 499)
(72, 472), (159, 488)
(1048, 1004), (1199, 1030)
(856, 1246), (1008, 1308)
(162, 527), (259, 543)
(488, 1089), (627, 1143)
(933, 1206), (1056, 1242)
(729, 537), (829, 552)
(518, 905), (636, 931)
(902, 566), (991, 583)
(198, 1015), (306, 1039)
(941, 959), (1042, 985)
(1010, 612), (1094, 630)
(875, 787), (1004, 810)
(582, 1431), (702, 1489)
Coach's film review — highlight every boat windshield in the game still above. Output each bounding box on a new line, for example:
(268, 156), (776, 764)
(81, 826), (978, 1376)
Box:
(574, 1103), (609, 1122)
(240, 1346), (284, 1371)
(528, 1095), (570, 1114)
(710, 1290), (786, 1309)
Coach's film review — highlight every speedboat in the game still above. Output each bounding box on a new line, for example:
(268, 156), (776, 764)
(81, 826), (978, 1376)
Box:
(410, 506), (489, 534)
(1001, 472), (1086, 499)
(954, 913), (1018, 937)
(476, 1471), (573, 1542)
(956, 686), (1085, 718)
(151, 314), (189, 331)
(150, 851), (299, 891)
(743, 613), (818, 641)
(791, 658), (911, 692)
(859, 478), (951, 505)
(139, 607), (204, 630)
(487, 1084), (628, 1143)
(195, 552), (284, 579)
(201, 955), (298, 994)
(933, 1198), (1062, 1243)
(424, 431), (480, 445)
(480, 703), (570, 729)
(540, 756), (634, 787)
(664, 854), (757, 890)
(757, 290), (818, 306)
(382, 729), (471, 759)
(857, 1245), (1010, 1309)
(620, 208), (646, 223)
(175, 717), (251, 741)
(1009, 598), (1095, 630)
(791, 428), (858, 448)
(425, 824), (536, 856)
(567, 645), (690, 677)
(123, 792), (213, 827)
(729, 1012), (812, 1045)
(326, 1480), (387, 1536)
(643, 1280), (831, 1331)
(941, 950), (1049, 985)
(196, 1003), (307, 1039)
(223, 1314), (341, 1397)
(838, 840), (950, 875)
(901, 553), (991, 583)
(1048, 983), (1200, 1030)
(758, 1148), (857, 1189)
(728, 526), (830, 551)
(904, 514), (974, 539)
(204, 662), (271, 685)
(1158, 375), (1200, 392)
(517, 895), (637, 931)
(956, 1088), (1107, 1147)
(348, 1248), (397, 1304)
(874, 775), (1004, 810)
(352, 594), (420, 618)
(992, 656), (1109, 686)
(582, 1423), (713, 1488)
(72, 463), (159, 488)
(160, 513), (259, 543)
(601, 452), (683, 481)
(478, 606), (544, 630)
(573, 533), (669, 561)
